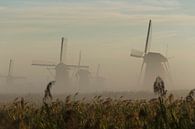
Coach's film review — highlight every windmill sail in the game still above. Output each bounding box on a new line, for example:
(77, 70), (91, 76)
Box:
(144, 20), (152, 54)
(131, 49), (144, 58)
(60, 37), (64, 63)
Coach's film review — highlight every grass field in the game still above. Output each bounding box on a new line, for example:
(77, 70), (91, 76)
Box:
(0, 92), (194, 129)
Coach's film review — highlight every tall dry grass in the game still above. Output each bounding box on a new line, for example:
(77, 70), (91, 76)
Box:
(0, 92), (194, 129)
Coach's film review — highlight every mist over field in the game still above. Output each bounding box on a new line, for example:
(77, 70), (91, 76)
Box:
(1, 1), (195, 129)
(0, 0), (195, 94)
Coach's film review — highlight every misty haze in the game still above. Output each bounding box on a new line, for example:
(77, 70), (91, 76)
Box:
(0, 1), (195, 95)
(0, 1), (195, 129)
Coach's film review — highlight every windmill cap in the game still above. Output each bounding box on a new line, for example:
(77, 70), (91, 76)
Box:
(144, 52), (168, 63)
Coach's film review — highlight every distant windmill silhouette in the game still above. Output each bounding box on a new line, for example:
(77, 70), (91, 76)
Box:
(73, 51), (90, 91)
(0, 59), (25, 85)
(32, 37), (89, 92)
(94, 64), (105, 91)
(130, 20), (172, 90)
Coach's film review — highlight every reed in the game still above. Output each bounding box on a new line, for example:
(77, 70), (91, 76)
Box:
(0, 91), (194, 129)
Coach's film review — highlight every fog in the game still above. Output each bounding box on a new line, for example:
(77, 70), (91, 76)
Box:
(0, 33), (194, 94)
(0, 0), (195, 94)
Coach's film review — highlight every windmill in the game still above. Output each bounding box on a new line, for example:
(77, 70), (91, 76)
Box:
(130, 20), (172, 91)
(73, 51), (90, 91)
(0, 59), (25, 85)
(32, 37), (89, 92)
(94, 64), (105, 91)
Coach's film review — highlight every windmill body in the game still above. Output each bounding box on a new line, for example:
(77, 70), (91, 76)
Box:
(93, 64), (106, 92)
(131, 20), (171, 91)
(55, 63), (70, 91)
(76, 69), (90, 91)
(143, 52), (168, 88)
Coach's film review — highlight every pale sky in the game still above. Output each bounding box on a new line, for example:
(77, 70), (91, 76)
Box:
(0, 0), (195, 93)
